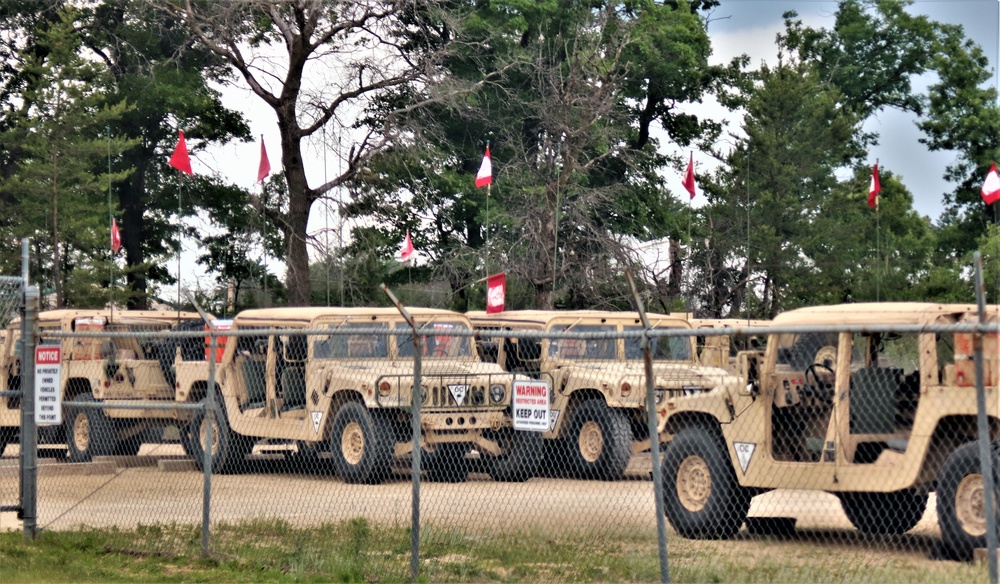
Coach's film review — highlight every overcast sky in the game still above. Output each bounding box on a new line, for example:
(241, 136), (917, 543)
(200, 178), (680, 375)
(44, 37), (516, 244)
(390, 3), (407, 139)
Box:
(188, 1), (1000, 295)
(698, 0), (1000, 220)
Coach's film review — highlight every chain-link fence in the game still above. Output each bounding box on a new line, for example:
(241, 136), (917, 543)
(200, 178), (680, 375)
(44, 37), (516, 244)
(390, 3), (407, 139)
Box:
(2, 303), (997, 581)
(0, 275), (24, 516)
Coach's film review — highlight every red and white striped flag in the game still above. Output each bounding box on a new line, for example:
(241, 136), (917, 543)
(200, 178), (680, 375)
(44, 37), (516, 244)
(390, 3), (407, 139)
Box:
(111, 218), (121, 254)
(398, 231), (415, 262)
(982, 162), (1000, 205)
(475, 145), (492, 188)
(682, 152), (696, 199)
(868, 163), (881, 209)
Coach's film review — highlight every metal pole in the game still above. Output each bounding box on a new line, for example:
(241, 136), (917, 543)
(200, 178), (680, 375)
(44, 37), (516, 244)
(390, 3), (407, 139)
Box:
(20, 284), (39, 541)
(380, 284), (421, 581)
(625, 269), (670, 583)
(201, 333), (217, 558)
(973, 251), (998, 582)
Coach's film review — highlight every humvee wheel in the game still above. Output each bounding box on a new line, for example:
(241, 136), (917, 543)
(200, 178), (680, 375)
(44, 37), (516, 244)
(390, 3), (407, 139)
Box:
(562, 399), (631, 480)
(330, 402), (392, 484)
(424, 443), (469, 483)
(838, 490), (928, 534)
(189, 394), (252, 474)
(662, 426), (749, 539)
(484, 427), (543, 482)
(938, 441), (999, 560)
(65, 393), (113, 462)
(0, 427), (13, 457)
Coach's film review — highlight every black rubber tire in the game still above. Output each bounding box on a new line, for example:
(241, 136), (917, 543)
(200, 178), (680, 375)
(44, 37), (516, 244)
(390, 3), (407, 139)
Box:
(561, 399), (632, 480)
(0, 427), (13, 457)
(662, 425), (750, 540)
(937, 441), (1000, 560)
(839, 490), (928, 534)
(329, 402), (393, 484)
(65, 393), (114, 462)
(423, 443), (469, 483)
(484, 427), (543, 482)
(189, 394), (253, 474)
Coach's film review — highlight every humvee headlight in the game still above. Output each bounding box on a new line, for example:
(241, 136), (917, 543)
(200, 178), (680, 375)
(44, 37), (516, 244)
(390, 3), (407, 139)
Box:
(489, 384), (506, 403)
(420, 385), (428, 404)
(378, 380), (392, 396)
(655, 388), (666, 404)
(620, 381), (632, 395)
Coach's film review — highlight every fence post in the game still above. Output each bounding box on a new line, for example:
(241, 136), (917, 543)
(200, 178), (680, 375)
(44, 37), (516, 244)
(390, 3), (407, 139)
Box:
(201, 332), (217, 558)
(381, 284), (422, 582)
(19, 284), (39, 541)
(972, 252), (998, 582)
(626, 269), (670, 584)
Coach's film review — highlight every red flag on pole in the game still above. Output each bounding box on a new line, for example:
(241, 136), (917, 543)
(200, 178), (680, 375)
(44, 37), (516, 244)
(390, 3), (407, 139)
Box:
(486, 273), (506, 314)
(257, 136), (271, 183)
(168, 129), (193, 175)
(398, 231), (415, 262)
(111, 218), (121, 254)
(681, 152), (696, 199)
(982, 162), (1000, 205)
(475, 145), (492, 188)
(868, 163), (881, 209)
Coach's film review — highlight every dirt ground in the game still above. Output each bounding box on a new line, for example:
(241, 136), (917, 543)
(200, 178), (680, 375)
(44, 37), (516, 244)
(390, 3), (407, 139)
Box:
(0, 443), (942, 543)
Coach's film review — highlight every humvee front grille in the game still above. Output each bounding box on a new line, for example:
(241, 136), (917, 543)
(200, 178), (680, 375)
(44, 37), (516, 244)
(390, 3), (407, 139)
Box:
(375, 372), (516, 409)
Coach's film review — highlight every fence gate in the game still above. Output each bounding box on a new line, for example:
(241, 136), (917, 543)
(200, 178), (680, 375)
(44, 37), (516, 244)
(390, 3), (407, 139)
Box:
(0, 275), (24, 518)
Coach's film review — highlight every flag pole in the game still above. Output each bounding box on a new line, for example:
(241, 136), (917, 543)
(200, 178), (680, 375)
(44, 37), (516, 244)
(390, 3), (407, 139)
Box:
(485, 139), (491, 278)
(876, 159), (881, 302)
(107, 125), (114, 321)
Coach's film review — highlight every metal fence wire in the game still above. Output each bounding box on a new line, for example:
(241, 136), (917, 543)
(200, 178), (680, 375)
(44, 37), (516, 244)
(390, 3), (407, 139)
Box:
(1, 307), (997, 582)
(0, 275), (23, 514)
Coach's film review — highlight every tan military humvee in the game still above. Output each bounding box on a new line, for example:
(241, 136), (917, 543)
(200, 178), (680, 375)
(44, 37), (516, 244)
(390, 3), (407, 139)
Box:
(467, 310), (742, 480)
(688, 318), (769, 374)
(0, 309), (207, 461)
(661, 303), (999, 560)
(188, 307), (541, 483)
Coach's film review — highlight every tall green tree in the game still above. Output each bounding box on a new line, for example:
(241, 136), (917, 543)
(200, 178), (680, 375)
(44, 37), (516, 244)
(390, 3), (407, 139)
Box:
(82, 0), (251, 308)
(354, 0), (736, 310)
(0, 8), (136, 306)
(171, 0), (455, 306)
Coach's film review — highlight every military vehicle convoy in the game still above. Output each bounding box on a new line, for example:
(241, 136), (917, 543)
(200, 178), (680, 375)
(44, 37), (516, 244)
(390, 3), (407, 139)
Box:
(187, 307), (541, 483)
(468, 310), (743, 481)
(659, 303), (999, 559)
(0, 309), (206, 461)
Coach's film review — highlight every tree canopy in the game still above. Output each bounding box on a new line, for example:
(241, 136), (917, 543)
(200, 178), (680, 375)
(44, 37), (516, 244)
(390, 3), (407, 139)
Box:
(0, 0), (997, 314)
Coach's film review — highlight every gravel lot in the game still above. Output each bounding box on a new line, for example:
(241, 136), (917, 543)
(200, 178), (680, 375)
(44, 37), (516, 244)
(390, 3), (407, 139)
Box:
(0, 444), (942, 544)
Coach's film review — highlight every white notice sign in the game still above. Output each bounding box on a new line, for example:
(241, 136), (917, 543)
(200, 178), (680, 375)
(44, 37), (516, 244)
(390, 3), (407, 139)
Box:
(513, 379), (550, 432)
(34, 346), (62, 426)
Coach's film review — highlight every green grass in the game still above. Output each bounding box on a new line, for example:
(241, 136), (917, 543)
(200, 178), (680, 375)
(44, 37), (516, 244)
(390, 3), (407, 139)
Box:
(0, 520), (986, 582)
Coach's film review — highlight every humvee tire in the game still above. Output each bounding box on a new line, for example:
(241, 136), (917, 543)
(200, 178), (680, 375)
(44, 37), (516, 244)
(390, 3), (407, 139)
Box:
(0, 427), (13, 457)
(329, 402), (393, 484)
(938, 441), (998, 560)
(424, 443), (469, 483)
(189, 393), (253, 474)
(562, 399), (631, 480)
(65, 393), (114, 462)
(483, 427), (543, 482)
(838, 490), (928, 535)
(662, 425), (750, 539)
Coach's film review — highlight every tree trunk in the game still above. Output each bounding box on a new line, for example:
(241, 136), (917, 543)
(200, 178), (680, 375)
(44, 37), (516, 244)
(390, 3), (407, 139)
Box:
(121, 152), (149, 309)
(279, 120), (312, 307)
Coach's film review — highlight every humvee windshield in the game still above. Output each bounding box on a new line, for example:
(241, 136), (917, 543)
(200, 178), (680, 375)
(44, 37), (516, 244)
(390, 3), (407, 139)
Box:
(397, 321), (473, 358)
(548, 324), (617, 360)
(313, 323), (390, 359)
(623, 326), (693, 361)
